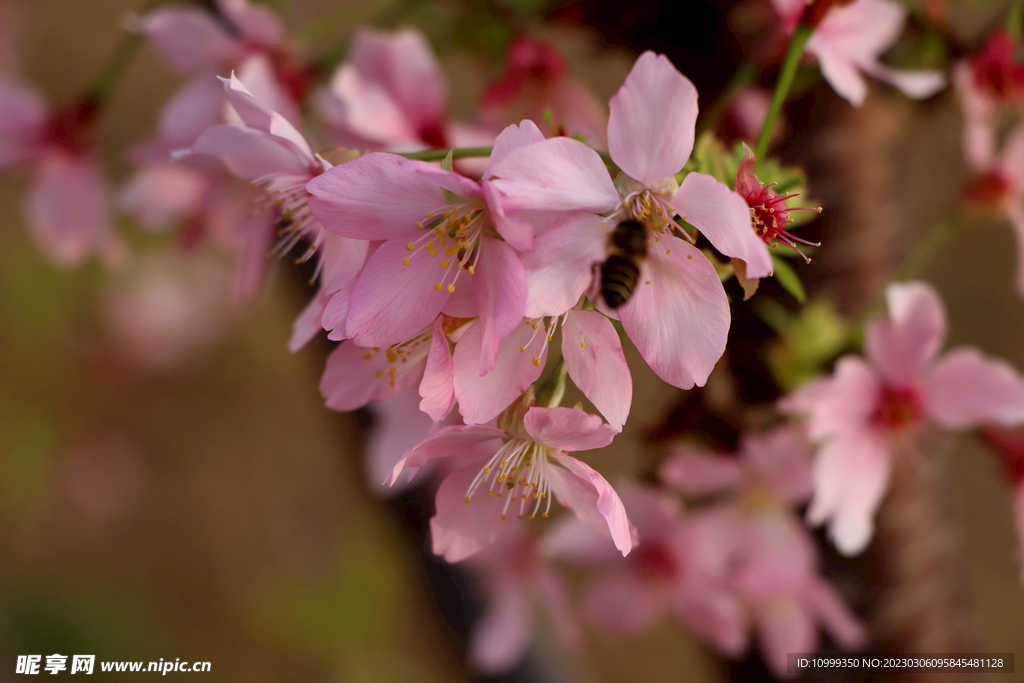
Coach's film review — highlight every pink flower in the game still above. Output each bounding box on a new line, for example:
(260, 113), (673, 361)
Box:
(307, 121), (544, 372)
(488, 51), (770, 389)
(953, 31), (1024, 171)
(466, 525), (580, 673)
(770, 0), (945, 106)
(189, 72), (369, 342)
(721, 86), (780, 147)
(543, 484), (747, 654)
(660, 427), (866, 677)
(780, 281), (1024, 554)
(315, 27), (451, 151)
(478, 35), (608, 148)
(0, 88), (119, 267)
(386, 405), (632, 562)
(734, 143), (820, 260)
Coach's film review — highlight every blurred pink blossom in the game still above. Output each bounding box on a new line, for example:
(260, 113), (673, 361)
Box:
(780, 281), (1024, 554)
(466, 525), (580, 673)
(770, 0), (945, 106)
(661, 427), (866, 677)
(479, 35), (607, 148)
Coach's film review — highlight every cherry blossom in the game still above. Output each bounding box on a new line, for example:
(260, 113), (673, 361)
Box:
(386, 405), (632, 562)
(488, 51), (769, 389)
(543, 484), (747, 654)
(770, 0), (945, 107)
(780, 281), (1024, 554)
(466, 525), (579, 673)
(660, 427), (866, 677)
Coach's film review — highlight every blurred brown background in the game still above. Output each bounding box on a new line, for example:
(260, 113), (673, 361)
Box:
(0, 0), (1023, 681)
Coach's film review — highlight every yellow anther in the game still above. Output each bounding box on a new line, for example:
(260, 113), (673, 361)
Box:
(541, 512), (548, 518)
(388, 367), (396, 380)
(687, 254), (692, 259)
(531, 323), (538, 329)
(425, 212), (434, 218)
(447, 284), (455, 293)
(465, 496), (470, 504)
(488, 491), (494, 497)
(407, 242), (415, 251)
(467, 265), (475, 275)
(386, 349), (398, 363)
(519, 347), (525, 353)
(483, 467), (490, 472)
(435, 282), (443, 291)
(581, 342), (586, 348)
(501, 514), (507, 521)
(440, 260), (448, 268)
(528, 515), (535, 521)
(363, 352), (373, 360)
(666, 249), (671, 254)
(376, 370), (384, 378)
(517, 514), (523, 519)
(532, 358), (541, 366)
(402, 257), (411, 266)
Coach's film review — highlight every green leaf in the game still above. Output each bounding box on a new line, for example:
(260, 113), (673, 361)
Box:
(771, 252), (805, 303)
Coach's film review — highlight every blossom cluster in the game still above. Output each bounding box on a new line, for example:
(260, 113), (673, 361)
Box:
(7, 0), (1024, 678)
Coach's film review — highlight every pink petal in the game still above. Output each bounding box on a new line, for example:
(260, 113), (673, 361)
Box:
(583, 573), (659, 634)
(810, 44), (869, 107)
(431, 459), (521, 562)
(364, 389), (438, 497)
(0, 83), (47, 169)
(922, 347), (1024, 429)
(234, 211), (275, 303)
(521, 212), (607, 318)
(741, 427), (815, 504)
(754, 598), (817, 679)
(223, 68), (310, 157)
(778, 356), (881, 441)
(289, 286), (333, 352)
(815, 0), (906, 58)
(802, 578), (867, 650)
(419, 316), (455, 421)
(27, 153), (115, 268)
(672, 172), (772, 279)
(307, 153), (444, 240)
(732, 513), (817, 600)
(344, 240), (450, 347)
(319, 340), (426, 412)
(480, 179), (535, 251)
(485, 119), (546, 171)
(469, 582), (532, 674)
(191, 125), (310, 179)
(548, 452), (632, 555)
(442, 275), (479, 318)
(350, 27), (447, 139)
(152, 78), (225, 149)
(453, 320), (547, 425)
(659, 446), (743, 496)
(807, 430), (891, 555)
(320, 64), (419, 146)
(120, 163), (208, 231)
(618, 238), (730, 390)
(486, 137), (619, 213)
(322, 279), (355, 341)
(607, 51), (699, 186)
(476, 237), (528, 375)
(561, 310), (632, 430)
(387, 424), (505, 486)
(139, 6), (239, 75)
(866, 280), (948, 387)
(670, 584), (750, 657)
(734, 143), (761, 198)
(865, 63), (946, 100)
(523, 406), (618, 451)
(399, 158), (483, 199)
(953, 61), (997, 172)
(217, 0), (285, 47)
(535, 568), (583, 648)
(540, 515), (624, 565)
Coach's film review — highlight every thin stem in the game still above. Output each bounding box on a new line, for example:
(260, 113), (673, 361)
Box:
(755, 23), (813, 167)
(398, 147), (494, 161)
(87, 0), (168, 104)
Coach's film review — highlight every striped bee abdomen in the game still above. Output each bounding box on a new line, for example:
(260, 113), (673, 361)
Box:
(599, 219), (648, 309)
(600, 255), (640, 308)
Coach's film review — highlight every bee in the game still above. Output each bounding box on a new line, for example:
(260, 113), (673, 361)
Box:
(599, 219), (648, 309)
